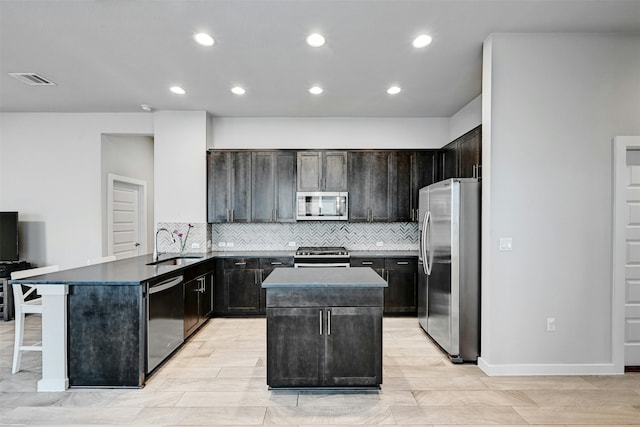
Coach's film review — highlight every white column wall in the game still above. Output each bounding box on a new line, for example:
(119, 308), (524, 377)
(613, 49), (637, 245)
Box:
(0, 113), (153, 269)
(480, 33), (640, 375)
(153, 111), (208, 224)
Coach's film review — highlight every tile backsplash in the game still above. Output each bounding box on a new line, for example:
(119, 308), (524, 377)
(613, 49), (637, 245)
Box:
(156, 222), (212, 253)
(211, 222), (418, 251)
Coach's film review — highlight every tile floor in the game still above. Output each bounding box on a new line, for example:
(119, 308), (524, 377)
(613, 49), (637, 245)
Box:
(1, 315), (640, 426)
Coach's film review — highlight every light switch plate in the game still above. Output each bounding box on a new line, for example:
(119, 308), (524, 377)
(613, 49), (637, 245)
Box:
(499, 238), (513, 251)
(288, 241), (296, 247)
(218, 242), (226, 247)
(376, 241), (384, 247)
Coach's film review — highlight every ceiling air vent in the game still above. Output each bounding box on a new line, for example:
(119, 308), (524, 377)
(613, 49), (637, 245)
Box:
(8, 73), (56, 86)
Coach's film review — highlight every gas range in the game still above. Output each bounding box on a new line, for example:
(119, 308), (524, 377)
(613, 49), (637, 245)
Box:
(294, 246), (350, 267)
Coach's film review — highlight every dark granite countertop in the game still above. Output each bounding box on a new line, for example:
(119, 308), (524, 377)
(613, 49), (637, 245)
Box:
(349, 250), (418, 258)
(9, 249), (415, 286)
(262, 267), (388, 288)
(9, 252), (217, 286)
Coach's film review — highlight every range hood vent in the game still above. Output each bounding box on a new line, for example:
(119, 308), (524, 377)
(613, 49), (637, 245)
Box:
(8, 73), (56, 86)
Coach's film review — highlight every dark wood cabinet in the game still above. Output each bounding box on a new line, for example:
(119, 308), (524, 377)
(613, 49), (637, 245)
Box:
(215, 257), (294, 316)
(437, 125), (482, 181)
(348, 151), (391, 222)
(350, 256), (417, 315)
(457, 126), (482, 179)
(252, 151), (296, 223)
(439, 142), (458, 181)
(266, 287), (384, 388)
(384, 257), (417, 315)
(207, 151), (251, 223)
(184, 261), (215, 337)
(297, 151), (347, 191)
(392, 151), (437, 222)
(260, 257), (294, 314)
(222, 258), (261, 314)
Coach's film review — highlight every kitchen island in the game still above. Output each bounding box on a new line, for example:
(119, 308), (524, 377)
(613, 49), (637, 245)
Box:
(262, 267), (387, 388)
(9, 252), (218, 391)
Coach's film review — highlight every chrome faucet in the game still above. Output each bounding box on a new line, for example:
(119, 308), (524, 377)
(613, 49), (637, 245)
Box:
(154, 228), (175, 261)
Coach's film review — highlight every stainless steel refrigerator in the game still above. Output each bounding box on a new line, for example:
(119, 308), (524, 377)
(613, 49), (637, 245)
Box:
(418, 178), (480, 363)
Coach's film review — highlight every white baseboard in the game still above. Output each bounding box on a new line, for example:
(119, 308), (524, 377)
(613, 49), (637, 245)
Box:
(477, 357), (624, 376)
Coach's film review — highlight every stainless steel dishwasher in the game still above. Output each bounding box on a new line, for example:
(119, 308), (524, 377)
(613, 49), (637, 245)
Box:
(147, 275), (184, 373)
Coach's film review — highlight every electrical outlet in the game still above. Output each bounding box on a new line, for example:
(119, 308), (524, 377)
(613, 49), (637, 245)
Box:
(227, 242), (234, 247)
(499, 238), (513, 251)
(218, 242), (226, 247)
(376, 241), (384, 247)
(288, 241), (296, 247)
(546, 317), (556, 332)
(191, 242), (200, 249)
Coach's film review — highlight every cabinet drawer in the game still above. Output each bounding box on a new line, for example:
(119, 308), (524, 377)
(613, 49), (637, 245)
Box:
(260, 257), (294, 269)
(350, 258), (385, 268)
(384, 257), (417, 269)
(223, 258), (259, 269)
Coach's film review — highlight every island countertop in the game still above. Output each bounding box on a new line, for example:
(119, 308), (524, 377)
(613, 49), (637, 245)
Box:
(261, 267), (388, 288)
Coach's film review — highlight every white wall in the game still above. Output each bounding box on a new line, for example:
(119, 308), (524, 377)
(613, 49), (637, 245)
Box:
(101, 134), (154, 255)
(154, 111), (208, 224)
(450, 94), (482, 141)
(210, 117), (450, 149)
(480, 33), (640, 375)
(0, 113), (153, 269)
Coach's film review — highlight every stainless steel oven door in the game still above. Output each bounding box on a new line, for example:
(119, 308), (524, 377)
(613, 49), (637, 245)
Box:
(294, 262), (350, 268)
(147, 275), (184, 373)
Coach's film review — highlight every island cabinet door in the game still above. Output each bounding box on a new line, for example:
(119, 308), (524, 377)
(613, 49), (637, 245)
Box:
(323, 306), (383, 387)
(267, 307), (324, 387)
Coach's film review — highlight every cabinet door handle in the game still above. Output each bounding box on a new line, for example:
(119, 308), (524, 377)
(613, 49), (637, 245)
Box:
(270, 262), (282, 265)
(319, 310), (323, 335)
(361, 261), (373, 265)
(231, 209), (235, 222)
(327, 310), (331, 335)
(227, 209), (230, 222)
(397, 261), (409, 265)
(235, 262), (246, 266)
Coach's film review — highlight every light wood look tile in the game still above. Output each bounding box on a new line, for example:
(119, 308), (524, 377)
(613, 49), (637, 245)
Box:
(3, 315), (640, 426)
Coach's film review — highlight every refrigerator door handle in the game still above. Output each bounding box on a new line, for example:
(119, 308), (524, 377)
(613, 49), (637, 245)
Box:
(424, 211), (433, 276)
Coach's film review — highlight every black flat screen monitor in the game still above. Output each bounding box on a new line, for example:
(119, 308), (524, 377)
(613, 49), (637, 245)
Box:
(0, 212), (19, 261)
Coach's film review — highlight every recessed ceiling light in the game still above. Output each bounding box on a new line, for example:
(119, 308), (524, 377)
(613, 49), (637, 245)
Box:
(170, 86), (186, 95)
(412, 34), (433, 48)
(231, 86), (246, 95)
(387, 86), (402, 95)
(309, 86), (323, 95)
(193, 32), (215, 46)
(306, 33), (325, 47)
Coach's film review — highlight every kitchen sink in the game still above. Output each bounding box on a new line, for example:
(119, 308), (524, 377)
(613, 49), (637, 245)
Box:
(146, 255), (204, 266)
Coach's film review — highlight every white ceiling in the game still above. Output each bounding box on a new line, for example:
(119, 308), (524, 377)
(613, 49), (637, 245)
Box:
(1, 0), (639, 118)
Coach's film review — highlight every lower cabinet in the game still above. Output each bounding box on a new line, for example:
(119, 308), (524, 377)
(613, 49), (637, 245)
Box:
(184, 261), (215, 338)
(384, 258), (417, 315)
(184, 272), (213, 337)
(350, 256), (417, 315)
(215, 256), (293, 316)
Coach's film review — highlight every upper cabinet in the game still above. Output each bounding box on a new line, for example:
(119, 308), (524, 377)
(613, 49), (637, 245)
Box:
(208, 150), (296, 224)
(437, 125), (482, 181)
(207, 151), (252, 223)
(252, 151), (296, 223)
(393, 151), (437, 222)
(457, 126), (482, 179)
(348, 152), (392, 222)
(297, 151), (347, 192)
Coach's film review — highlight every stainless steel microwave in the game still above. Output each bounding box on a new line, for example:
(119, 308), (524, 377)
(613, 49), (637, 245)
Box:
(296, 192), (348, 221)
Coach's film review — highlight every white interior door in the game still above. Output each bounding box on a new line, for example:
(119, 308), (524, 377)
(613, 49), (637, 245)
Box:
(107, 174), (147, 259)
(624, 156), (640, 366)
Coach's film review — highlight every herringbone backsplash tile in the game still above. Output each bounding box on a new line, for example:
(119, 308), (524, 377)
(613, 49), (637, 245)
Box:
(212, 222), (418, 251)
